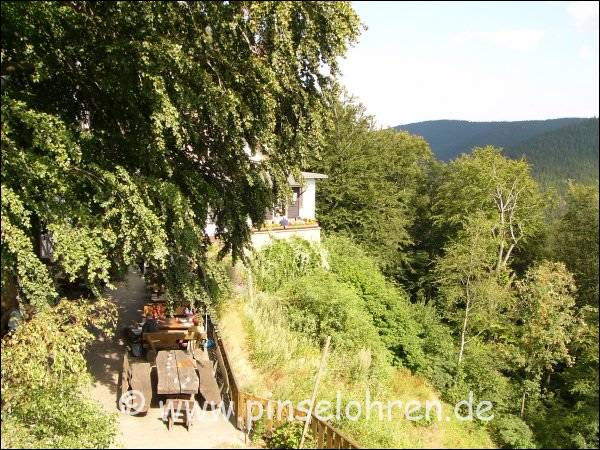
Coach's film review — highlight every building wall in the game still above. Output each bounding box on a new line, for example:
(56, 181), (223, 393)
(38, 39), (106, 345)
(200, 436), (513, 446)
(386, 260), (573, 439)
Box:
(250, 226), (321, 250)
(299, 178), (316, 219)
(204, 176), (320, 238)
(205, 222), (217, 237)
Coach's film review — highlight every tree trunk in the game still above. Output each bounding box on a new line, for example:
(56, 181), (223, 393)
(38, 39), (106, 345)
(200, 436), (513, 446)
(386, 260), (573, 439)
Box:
(520, 389), (526, 418)
(458, 296), (470, 366)
(496, 241), (505, 273)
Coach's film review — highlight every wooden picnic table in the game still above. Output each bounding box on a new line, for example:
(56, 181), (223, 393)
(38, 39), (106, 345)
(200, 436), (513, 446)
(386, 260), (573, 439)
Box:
(157, 317), (194, 331)
(156, 350), (200, 430)
(156, 350), (199, 396)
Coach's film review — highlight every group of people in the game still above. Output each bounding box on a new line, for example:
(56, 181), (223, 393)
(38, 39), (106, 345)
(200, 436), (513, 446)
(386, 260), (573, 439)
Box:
(125, 304), (206, 357)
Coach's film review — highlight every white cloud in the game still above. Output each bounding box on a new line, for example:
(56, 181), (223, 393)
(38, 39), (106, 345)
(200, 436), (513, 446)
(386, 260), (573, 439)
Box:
(567, 1), (599, 31)
(456, 29), (545, 52)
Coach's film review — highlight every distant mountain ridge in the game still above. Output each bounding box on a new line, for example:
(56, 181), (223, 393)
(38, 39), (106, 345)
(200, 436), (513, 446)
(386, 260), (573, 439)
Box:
(505, 118), (599, 188)
(394, 118), (588, 161)
(394, 117), (599, 189)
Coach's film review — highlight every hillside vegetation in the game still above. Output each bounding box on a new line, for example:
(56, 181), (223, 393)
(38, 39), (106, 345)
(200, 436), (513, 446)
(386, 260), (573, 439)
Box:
(505, 118), (599, 190)
(217, 237), (495, 449)
(309, 97), (599, 449)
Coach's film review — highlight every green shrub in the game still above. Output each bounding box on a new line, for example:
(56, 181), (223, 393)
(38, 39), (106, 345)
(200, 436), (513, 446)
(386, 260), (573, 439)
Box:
(282, 272), (387, 357)
(252, 237), (322, 292)
(1, 298), (118, 448)
(265, 421), (316, 449)
(325, 235), (445, 373)
(1, 386), (117, 448)
(408, 302), (456, 390)
(491, 415), (536, 449)
(446, 340), (517, 414)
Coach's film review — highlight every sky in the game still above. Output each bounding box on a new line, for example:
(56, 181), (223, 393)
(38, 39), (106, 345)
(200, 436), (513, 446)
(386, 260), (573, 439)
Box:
(339, 1), (600, 127)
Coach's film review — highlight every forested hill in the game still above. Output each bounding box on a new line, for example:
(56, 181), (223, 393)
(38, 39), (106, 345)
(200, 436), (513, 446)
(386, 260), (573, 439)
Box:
(394, 118), (588, 161)
(505, 118), (599, 188)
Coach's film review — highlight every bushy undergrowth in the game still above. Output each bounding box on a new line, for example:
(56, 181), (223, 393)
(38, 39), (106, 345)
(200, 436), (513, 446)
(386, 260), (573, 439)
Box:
(324, 235), (456, 379)
(1, 298), (118, 448)
(252, 237), (323, 292)
(221, 235), (495, 448)
(237, 288), (492, 448)
(282, 272), (389, 361)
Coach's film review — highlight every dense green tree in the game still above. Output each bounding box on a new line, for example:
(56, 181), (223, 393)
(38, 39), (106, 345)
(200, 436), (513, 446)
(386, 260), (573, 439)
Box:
(534, 311), (599, 449)
(310, 97), (434, 280)
(434, 213), (512, 366)
(1, 1), (361, 309)
(1, 2), (360, 447)
(434, 147), (545, 273)
(550, 183), (599, 309)
(512, 262), (580, 417)
(539, 183), (600, 449)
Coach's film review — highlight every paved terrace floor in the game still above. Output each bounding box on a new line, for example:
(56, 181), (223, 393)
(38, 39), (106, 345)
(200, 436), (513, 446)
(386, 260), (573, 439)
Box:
(85, 270), (247, 449)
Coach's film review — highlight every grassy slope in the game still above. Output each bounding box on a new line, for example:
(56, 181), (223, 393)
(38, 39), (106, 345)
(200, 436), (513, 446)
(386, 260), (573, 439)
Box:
(218, 267), (494, 449)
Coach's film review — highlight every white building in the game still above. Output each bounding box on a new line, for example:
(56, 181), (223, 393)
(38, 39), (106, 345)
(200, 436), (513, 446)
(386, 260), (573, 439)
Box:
(205, 171), (328, 249)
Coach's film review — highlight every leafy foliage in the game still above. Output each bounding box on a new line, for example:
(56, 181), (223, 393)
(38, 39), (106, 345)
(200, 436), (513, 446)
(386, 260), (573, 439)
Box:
(550, 182), (599, 308)
(324, 235), (454, 375)
(252, 237), (322, 292)
(1, 298), (117, 448)
(282, 271), (388, 363)
(435, 213), (514, 366)
(310, 97), (434, 280)
(490, 415), (536, 449)
(513, 262), (579, 384)
(265, 420), (315, 449)
(1, 2), (361, 448)
(1, 0), (361, 306)
(313, 98), (598, 448)
(433, 146), (545, 263)
(539, 183), (599, 448)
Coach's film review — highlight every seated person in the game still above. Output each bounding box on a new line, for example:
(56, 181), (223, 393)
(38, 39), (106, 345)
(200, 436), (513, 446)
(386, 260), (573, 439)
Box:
(151, 303), (164, 319)
(142, 315), (159, 333)
(187, 316), (206, 352)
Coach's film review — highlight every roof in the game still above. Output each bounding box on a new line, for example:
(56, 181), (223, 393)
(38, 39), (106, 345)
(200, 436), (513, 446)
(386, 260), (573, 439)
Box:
(288, 171), (328, 186)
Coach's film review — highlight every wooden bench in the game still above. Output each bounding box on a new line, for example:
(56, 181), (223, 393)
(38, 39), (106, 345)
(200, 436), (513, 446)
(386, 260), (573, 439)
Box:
(144, 331), (188, 351)
(193, 349), (222, 408)
(120, 353), (152, 414)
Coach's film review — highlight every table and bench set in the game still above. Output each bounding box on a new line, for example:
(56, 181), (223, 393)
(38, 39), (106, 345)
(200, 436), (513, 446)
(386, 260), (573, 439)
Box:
(120, 298), (222, 430)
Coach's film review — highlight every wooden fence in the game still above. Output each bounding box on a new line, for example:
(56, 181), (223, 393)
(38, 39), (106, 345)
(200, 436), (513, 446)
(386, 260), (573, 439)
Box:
(206, 319), (361, 449)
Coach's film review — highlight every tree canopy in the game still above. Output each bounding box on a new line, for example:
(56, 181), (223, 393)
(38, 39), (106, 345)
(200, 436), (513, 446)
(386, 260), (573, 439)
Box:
(1, 1), (361, 308)
(1, 2), (361, 447)
(309, 97), (434, 280)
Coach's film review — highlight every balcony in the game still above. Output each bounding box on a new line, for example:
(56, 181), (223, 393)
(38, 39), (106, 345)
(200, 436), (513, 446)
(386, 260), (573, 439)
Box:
(251, 219), (321, 250)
